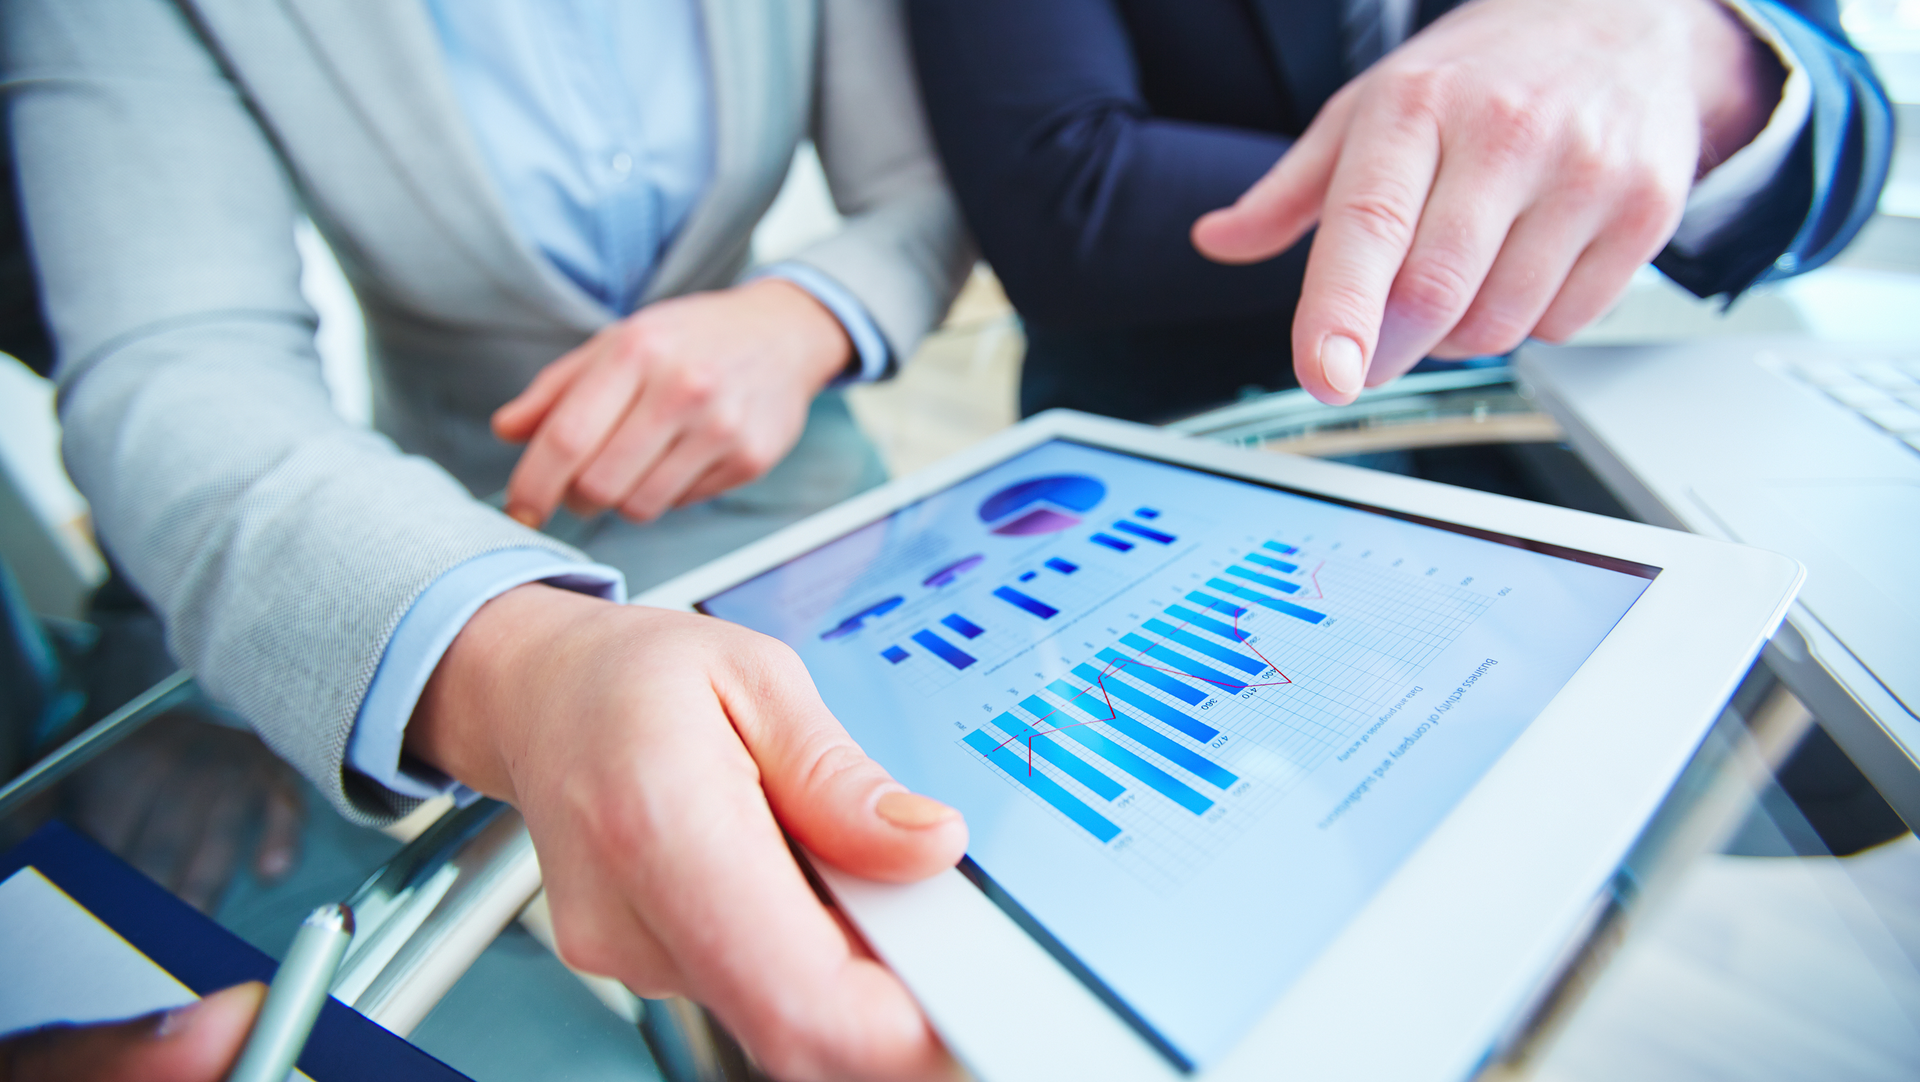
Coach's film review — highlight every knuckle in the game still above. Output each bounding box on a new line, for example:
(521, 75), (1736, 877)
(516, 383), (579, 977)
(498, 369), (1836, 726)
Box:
(572, 473), (623, 510)
(1335, 187), (1421, 248)
(1378, 65), (1452, 122)
(1394, 254), (1477, 325)
(1474, 94), (1555, 166)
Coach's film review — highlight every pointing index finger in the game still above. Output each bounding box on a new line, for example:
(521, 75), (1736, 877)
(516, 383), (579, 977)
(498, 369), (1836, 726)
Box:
(1291, 91), (1443, 403)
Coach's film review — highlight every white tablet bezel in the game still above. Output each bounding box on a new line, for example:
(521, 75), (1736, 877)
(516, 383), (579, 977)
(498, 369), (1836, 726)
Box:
(634, 410), (1801, 1082)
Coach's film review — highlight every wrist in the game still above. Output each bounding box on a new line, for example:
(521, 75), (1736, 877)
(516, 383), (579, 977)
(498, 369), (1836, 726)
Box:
(407, 582), (610, 800)
(739, 276), (857, 391)
(1685, 0), (1786, 174)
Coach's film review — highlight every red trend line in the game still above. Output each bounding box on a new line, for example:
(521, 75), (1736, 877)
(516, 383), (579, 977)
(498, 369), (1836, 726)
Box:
(995, 608), (1296, 774)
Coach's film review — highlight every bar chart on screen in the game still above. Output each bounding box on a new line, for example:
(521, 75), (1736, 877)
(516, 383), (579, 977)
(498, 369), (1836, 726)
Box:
(958, 531), (1500, 891)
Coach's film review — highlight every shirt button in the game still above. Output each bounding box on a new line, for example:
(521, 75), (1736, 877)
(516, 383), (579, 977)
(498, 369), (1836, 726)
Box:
(609, 151), (634, 177)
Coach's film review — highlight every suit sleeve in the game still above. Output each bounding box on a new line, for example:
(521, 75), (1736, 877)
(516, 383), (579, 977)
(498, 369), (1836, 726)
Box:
(1654, 0), (1893, 297)
(3, 0), (589, 825)
(907, 0), (1314, 330)
(784, 0), (975, 365)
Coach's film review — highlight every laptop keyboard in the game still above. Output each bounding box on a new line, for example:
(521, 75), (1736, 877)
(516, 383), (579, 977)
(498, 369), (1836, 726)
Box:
(1787, 356), (1920, 456)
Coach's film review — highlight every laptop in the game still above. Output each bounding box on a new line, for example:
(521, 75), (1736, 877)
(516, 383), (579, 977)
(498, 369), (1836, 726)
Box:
(1515, 337), (1920, 829)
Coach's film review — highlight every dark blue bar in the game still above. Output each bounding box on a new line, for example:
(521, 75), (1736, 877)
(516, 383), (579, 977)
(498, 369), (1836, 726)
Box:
(1244, 552), (1298, 574)
(1046, 682), (1240, 788)
(942, 613), (984, 639)
(965, 729), (1120, 842)
(1135, 508), (1160, 519)
(1263, 541), (1299, 555)
(1073, 663), (1220, 741)
(1224, 565), (1299, 593)
(994, 586), (1059, 619)
(1185, 591), (1247, 618)
(1045, 557), (1078, 575)
(1119, 634), (1250, 692)
(1163, 604), (1250, 642)
(912, 629), (977, 670)
(1142, 619), (1267, 675)
(1056, 724), (1209, 813)
(1113, 521), (1177, 545)
(1090, 533), (1134, 552)
(1019, 571), (1037, 581)
(1094, 648), (1209, 705)
(881, 645), (909, 664)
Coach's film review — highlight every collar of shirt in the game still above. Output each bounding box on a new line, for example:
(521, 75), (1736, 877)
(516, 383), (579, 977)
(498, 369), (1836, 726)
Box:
(422, 0), (715, 317)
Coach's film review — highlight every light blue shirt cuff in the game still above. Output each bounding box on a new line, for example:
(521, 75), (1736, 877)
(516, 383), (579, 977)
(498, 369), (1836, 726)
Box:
(346, 548), (627, 802)
(761, 262), (895, 382)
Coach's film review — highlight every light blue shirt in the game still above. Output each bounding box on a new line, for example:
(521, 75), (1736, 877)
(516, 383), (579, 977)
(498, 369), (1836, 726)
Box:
(348, 0), (888, 799)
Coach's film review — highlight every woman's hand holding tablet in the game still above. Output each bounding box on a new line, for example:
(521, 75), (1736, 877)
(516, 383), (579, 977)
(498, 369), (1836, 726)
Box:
(639, 410), (1802, 1082)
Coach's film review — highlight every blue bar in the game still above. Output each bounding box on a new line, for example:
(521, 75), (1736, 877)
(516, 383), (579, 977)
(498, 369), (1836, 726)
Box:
(1089, 533), (1134, 552)
(1046, 682), (1239, 788)
(1119, 633), (1250, 691)
(1185, 591), (1247, 618)
(1093, 648), (1209, 704)
(1163, 604), (1250, 642)
(942, 614), (984, 639)
(994, 586), (1059, 619)
(1056, 725), (1209, 813)
(1208, 578), (1301, 611)
(881, 645), (909, 664)
(998, 711), (1123, 800)
(912, 629), (977, 670)
(1113, 521), (1177, 545)
(1207, 580), (1327, 624)
(1073, 663), (1220, 741)
(1141, 619), (1268, 675)
(1019, 571), (1037, 581)
(965, 729), (1120, 842)
(1045, 557), (1078, 575)
(1244, 552), (1298, 574)
(1263, 541), (1299, 555)
(1224, 565), (1299, 593)
(1135, 508), (1160, 519)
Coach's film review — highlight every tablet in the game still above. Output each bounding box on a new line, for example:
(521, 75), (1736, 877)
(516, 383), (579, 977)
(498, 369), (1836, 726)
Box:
(637, 410), (1801, 1082)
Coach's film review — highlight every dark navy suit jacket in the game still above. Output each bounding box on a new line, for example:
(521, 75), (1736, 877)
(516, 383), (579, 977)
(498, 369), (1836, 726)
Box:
(908, 0), (1892, 421)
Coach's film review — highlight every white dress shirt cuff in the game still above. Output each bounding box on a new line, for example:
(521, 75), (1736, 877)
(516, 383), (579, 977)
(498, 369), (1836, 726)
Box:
(760, 262), (896, 382)
(346, 547), (626, 802)
(1670, 0), (1814, 255)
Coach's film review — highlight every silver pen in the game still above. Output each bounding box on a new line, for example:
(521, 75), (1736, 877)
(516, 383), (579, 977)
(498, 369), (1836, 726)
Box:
(225, 902), (356, 1082)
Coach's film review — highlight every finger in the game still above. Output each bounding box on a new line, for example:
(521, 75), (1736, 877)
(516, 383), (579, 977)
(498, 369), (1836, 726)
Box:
(615, 430), (735, 523)
(602, 675), (950, 1081)
(1531, 196), (1682, 343)
(1, 982), (265, 1082)
(503, 349), (649, 526)
(568, 389), (683, 519)
(172, 774), (248, 914)
(1191, 88), (1358, 264)
(492, 344), (596, 444)
(124, 757), (220, 899)
(669, 458), (748, 511)
(716, 635), (966, 883)
(1365, 151), (1546, 383)
(251, 776), (305, 883)
(1428, 196), (1606, 360)
(1290, 94), (1444, 403)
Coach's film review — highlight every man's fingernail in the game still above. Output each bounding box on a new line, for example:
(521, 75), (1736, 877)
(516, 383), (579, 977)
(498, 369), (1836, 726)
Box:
(1320, 335), (1366, 396)
(507, 506), (543, 529)
(876, 791), (958, 829)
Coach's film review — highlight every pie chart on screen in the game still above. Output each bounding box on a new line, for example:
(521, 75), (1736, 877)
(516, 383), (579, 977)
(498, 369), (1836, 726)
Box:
(978, 475), (1106, 536)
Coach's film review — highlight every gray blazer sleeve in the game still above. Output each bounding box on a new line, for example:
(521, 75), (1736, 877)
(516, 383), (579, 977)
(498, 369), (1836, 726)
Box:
(788, 0), (977, 364)
(3, 0), (586, 824)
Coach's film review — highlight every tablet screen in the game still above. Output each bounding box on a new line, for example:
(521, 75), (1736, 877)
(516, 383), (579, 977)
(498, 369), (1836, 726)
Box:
(699, 440), (1655, 1070)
